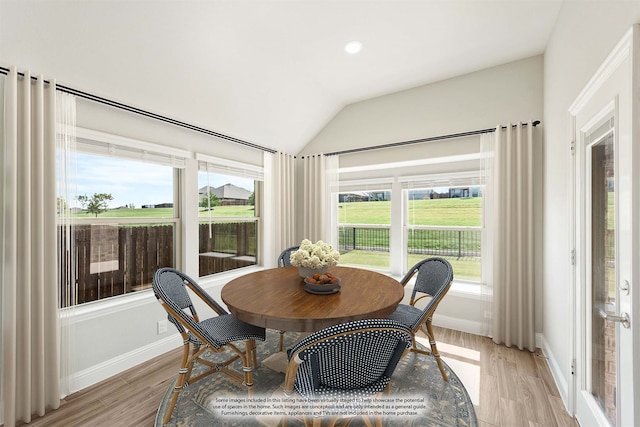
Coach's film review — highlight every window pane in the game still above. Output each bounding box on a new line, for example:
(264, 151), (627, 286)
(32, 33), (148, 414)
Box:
(338, 190), (390, 270)
(407, 186), (482, 281)
(198, 171), (258, 277)
(58, 153), (177, 307)
(59, 222), (175, 307)
(407, 186), (482, 226)
(75, 153), (175, 216)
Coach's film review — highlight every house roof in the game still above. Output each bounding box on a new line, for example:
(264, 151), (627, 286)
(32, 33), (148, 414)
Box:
(199, 183), (251, 201)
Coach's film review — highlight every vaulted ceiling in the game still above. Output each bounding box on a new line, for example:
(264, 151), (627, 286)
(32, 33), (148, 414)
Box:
(0, 0), (563, 154)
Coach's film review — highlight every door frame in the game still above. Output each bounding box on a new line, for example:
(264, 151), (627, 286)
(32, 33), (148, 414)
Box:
(569, 24), (640, 426)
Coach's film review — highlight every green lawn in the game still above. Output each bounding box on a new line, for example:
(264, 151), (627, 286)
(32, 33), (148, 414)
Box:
(78, 198), (478, 223)
(72, 205), (256, 219)
(339, 197), (481, 226)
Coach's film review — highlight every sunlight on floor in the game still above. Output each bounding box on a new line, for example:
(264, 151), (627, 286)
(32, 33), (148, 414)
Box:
(415, 336), (481, 405)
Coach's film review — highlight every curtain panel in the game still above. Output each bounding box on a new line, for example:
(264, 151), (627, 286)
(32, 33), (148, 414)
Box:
(263, 151), (296, 266)
(301, 154), (325, 241)
(483, 122), (536, 351)
(2, 68), (60, 425)
(301, 154), (337, 244)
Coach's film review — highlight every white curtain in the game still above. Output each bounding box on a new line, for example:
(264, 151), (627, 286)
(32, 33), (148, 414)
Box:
(482, 122), (536, 351)
(480, 132), (495, 339)
(263, 151), (296, 266)
(301, 154), (336, 243)
(56, 92), (77, 396)
(1, 67), (60, 425)
(325, 155), (339, 248)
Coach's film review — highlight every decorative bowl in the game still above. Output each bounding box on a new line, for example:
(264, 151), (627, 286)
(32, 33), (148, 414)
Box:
(303, 276), (341, 294)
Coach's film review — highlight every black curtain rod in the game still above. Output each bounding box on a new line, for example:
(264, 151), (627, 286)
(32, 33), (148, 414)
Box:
(0, 66), (277, 153)
(324, 120), (540, 156)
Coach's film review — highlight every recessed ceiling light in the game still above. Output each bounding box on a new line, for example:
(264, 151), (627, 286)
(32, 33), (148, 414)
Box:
(344, 41), (363, 55)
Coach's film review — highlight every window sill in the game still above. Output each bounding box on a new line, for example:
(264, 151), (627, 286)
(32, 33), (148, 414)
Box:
(60, 265), (268, 324)
(60, 288), (157, 324)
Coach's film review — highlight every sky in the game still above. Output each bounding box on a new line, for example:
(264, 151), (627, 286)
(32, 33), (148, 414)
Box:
(71, 153), (253, 208)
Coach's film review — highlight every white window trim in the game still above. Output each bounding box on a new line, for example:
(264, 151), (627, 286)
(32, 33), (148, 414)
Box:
(75, 127), (190, 167)
(196, 153), (264, 180)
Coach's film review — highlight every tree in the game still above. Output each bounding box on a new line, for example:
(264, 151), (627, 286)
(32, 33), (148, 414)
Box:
(248, 192), (255, 206)
(200, 192), (220, 210)
(76, 193), (114, 217)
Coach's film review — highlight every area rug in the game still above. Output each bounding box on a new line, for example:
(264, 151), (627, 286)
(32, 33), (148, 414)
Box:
(155, 330), (477, 427)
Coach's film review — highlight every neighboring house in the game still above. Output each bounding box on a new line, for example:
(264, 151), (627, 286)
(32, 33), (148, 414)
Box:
(198, 183), (252, 206)
(339, 191), (370, 203)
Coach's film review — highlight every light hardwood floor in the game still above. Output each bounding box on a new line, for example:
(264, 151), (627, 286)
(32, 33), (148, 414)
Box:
(17, 327), (579, 427)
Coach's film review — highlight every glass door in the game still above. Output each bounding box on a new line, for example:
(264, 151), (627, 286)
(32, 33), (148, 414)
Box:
(588, 125), (618, 426)
(571, 26), (637, 427)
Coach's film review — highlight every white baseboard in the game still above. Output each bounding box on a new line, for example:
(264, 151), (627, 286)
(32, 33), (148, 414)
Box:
(539, 333), (571, 411)
(432, 313), (484, 336)
(69, 333), (182, 394)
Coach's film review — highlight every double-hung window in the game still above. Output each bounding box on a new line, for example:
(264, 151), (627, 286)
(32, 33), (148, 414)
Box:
(400, 171), (482, 282)
(196, 154), (263, 277)
(58, 129), (188, 307)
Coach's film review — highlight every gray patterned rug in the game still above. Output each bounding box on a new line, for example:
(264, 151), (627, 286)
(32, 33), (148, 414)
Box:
(155, 330), (477, 427)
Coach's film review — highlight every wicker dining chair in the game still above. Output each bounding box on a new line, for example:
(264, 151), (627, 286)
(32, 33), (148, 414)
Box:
(277, 245), (300, 268)
(387, 257), (453, 381)
(282, 318), (413, 427)
(152, 267), (266, 424)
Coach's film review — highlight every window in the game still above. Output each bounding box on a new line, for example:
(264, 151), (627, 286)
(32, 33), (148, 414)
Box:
(57, 129), (187, 308)
(337, 179), (392, 270)
(405, 183), (482, 282)
(197, 155), (262, 277)
(336, 151), (484, 283)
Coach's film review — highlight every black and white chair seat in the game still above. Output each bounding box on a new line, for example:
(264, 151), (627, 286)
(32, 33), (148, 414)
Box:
(152, 267), (265, 424)
(282, 318), (412, 427)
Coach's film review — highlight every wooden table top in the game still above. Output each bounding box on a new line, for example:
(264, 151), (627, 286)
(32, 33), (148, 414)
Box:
(221, 266), (404, 332)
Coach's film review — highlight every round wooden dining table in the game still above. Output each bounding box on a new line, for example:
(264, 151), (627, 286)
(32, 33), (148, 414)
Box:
(221, 266), (404, 332)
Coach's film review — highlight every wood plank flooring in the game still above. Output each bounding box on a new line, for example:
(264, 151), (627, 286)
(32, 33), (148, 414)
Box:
(16, 327), (579, 427)
(427, 327), (579, 427)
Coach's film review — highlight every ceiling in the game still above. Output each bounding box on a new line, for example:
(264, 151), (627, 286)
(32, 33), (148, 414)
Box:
(0, 0), (563, 154)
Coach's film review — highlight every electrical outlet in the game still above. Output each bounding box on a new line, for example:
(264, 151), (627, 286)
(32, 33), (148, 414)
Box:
(157, 319), (168, 334)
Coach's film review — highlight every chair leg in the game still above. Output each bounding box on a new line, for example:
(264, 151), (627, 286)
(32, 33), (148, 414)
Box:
(279, 330), (285, 352)
(243, 339), (256, 396)
(249, 338), (258, 369)
(164, 342), (192, 424)
(424, 319), (448, 382)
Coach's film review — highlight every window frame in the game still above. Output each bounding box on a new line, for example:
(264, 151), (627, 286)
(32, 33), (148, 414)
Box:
(58, 128), (188, 307)
(195, 153), (264, 278)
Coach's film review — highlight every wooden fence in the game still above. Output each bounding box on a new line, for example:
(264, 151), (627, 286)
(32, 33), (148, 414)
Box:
(59, 222), (257, 307)
(198, 221), (257, 277)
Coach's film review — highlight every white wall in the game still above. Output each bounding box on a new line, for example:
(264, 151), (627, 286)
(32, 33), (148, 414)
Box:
(301, 55), (543, 156)
(299, 56), (544, 336)
(542, 1), (640, 406)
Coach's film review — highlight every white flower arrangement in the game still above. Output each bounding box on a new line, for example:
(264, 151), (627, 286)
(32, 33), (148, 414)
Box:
(289, 239), (340, 269)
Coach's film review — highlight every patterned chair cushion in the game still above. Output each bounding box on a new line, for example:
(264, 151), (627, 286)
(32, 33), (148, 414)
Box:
(287, 319), (412, 401)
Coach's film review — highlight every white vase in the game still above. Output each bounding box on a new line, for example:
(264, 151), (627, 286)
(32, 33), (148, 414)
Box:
(297, 266), (328, 278)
